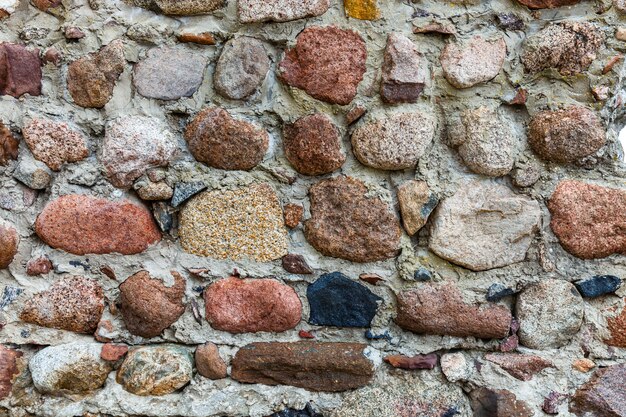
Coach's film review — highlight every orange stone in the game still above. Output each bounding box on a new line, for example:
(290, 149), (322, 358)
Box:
(606, 299), (626, 348)
(344, 0), (380, 20)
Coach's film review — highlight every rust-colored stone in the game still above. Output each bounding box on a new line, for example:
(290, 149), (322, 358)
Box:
(516, 0), (580, 8)
(606, 298), (626, 348)
(0, 122), (19, 166)
(0, 43), (42, 98)
(22, 118), (89, 171)
(570, 364), (626, 417)
(101, 344), (128, 361)
(0, 220), (18, 269)
(31, 0), (62, 11)
(283, 203), (303, 228)
(282, 254), (313, 274)
(359, 273), (384, 285)
(0, 345), (22, 399)
(177, 32), (216, 45)
(485, 353), (554, 381)
(573, 358), (596, 373)
(195, 342), (227, 379)
(384, 353), (438, 370)
(26, 257), (52, 276)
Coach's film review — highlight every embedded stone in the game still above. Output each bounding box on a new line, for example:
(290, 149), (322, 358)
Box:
(380, 33), (426, 104)
(0, 0), (18, 17)
(573, 358), (596, 373)
(576, 275), (622, 298)
(528, 107), (605, 163)
(67, 40), (125, 108)
(22, 118), (89, 171)
(177, 32), (216, 45)
(570, 364), (626, 417)
(101, 344), (128, 362)
(304, 176), (401, 263)
(12, 151), (52, 190)
(283, 203), (303, 228)
(548, 180), (626, 259)
(0, 345), (22, 399)
(522, 22), (603, 75)
(20, 276), (104, 334)
(29, 343), (113, 395)
(237, 0), (330, 23)
(397, 180), (437, 235)
(486, 283), (515, 302)
(133, 46), (206, 100)
(606, 298), (626, 348)
(119, 271), (186, 338)
(0, 43), (42, 98)
(485, 353), (554, 381)
(429, 181), (541, 271)
(204, 276), (301, 333)
(35, 194), (161, 255)
(101, 116), (177, 188)
(352, 112), (436, 170)
(283, 113), (345, 176)
(26, 257), (52, 276)
(126, 0), (224, 15)
(231, 342), (374, 392)
(470, 388), (533, 417)
(345, 0), (380, 20)
(278, 26), (366, 105)
(384, 353), (437, 370)
(543, 392), (567, 415)
(195, 342), (227, 380)
(136, 181), (173, 201)
(184, 107), (268, 171)
(116, 346), (193, 396)
(171, 181), (207, 208)
(31, 0), (62, 12)
(179, 183), (288, 262)
(516, 0), (580, 7)
(440, 36), (506, 88)
(214, 37), (269, 100)
(0, 122), (19, 166)
(0, 220), (18, 269)
(282, 254), (313, 274)
(516, 279), (584, 349)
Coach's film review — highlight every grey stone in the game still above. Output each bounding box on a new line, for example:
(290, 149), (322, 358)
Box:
(171, 181), (207, 208)
(237, 0), (330, 23)
(214, 37), (269, 100)
(380, 33), (427, 104)
(13, 151), (52, 190)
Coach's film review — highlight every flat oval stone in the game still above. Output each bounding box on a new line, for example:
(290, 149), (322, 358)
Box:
(516, 0), (580, 8)
(307, 272), (381, 328)
(22, 118), (89, 171)
(0, 345), (23, 399)
(231, 342), (374, 392)
(440, 36), (506, 88)
(238, 0), (330, 23)
(575, 275), (622, 298)
(20, 275), (104, 334)
(570, 364), (626, 417)
(0, 219), (18, 269)
(116, 346), (192, 396)
(204, 276), (301, 333)
(35, 194), (161, 255)
(0, 42), (42, 98)
(126, 0), (224, 15)
(214, 37), (269, 100)
(195, 342), (227, 380)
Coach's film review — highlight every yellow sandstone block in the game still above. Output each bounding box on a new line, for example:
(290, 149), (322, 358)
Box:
(345, 0), (380, 20)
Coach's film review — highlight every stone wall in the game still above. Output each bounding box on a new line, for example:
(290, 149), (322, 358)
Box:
(0, 0), (625, 416)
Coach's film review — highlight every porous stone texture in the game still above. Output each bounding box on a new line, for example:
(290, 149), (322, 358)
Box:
(0, 345), (22, 400)
(345, 0), (381, 20)
(195, 342), (227, 380)
(516, 279), (584, 349)
(126, 0), (225, 15)
(22, 118), (89, 171)
(606, 298), (626, 348)
(278, 26), (367, 105)
(440, 36), (506, 88)
(203, 276), (302, 333)
(0, 220), (18, 269)
(570, 364), (626, 417)
(429, 181), (541, 271)
(237, 0), (330, 23)
(34, 194), (161, 255)
(0, 43), (42, 98)
(214, 37), (269, 100)
(179, 183), (288, 261)
(380, 33), (426, 104)
(184, 107), (269, 171)
(304, 176), (401, 262)
(20, 275), (104, 334)
(397, 180), (437, 235)
(548, 180), (626, 259)
(351, 112), (436, 170)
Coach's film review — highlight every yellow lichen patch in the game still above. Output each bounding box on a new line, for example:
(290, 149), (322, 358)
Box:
(179, 183), (288, 262)
(345, 0), (380, 20)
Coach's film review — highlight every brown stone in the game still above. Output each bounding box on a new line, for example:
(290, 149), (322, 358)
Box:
(397, 180), (437, 235)
(126, 0), (224, 15)
(345, 105), (366, 124)
(304, 176), (402, 263)
(20, 275), (104, 333)
(381, 33), (426, 104)
(516, 0), (580, 8)
(238, 0), (330, 22)
(543, 391), (567, 415)
(35, 194), (161, 255)
(67, 39), (125, 108)
(470, 388), (533, 417)
(22, 118), (89, 171)
(231, 342), (374, 392)
(0, 122), (19, 166)
(0, 220), (18, 269)
(204, 276), (301, 333)
(282, 254), (313, 274)
(395, 281), (512, 339)
(26, 257), (52, 276)
(359, 273), (384, 285)
(283, 113), (345, 176)
(283, 203), (303, 228)
(43, 47), (62, 66)
(278, 26), (367, 105)
(548, 180), (626, 259)
(606, 298), (626, 348)
(119, 271), (186, 338)
(384, 353), (438, 370)
(413, 21), (456, 35)
(101, 344), (128, 361)
(195, 342), (227, 379)
(0, 43), (42, 98)
(485, 353), (554, 381)
(177, 32), (215, 45)
(31, 0), (62, 11)
(184, 107), (268, 171)
(570, 364), (626, 417)
(0, 345), (22, 400)
(528, 107), (605, 163)
(573, 358), (596, 373)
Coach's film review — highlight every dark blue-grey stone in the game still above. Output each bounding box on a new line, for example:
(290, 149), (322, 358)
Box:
(171, 181), (207, 208)
(575, 275), (622, 298)
(307, 272), (382, 328)
(270, 404), (322, 417)
(413, 268), (432, 281)
(152, 202), (176, 232)
(486, 283), (515, 302)
(365, 330), (392, 341)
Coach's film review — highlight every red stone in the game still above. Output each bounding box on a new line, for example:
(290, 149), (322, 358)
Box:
(35, 194), (161, 255)
(0, 221), (18, 269)
(0, 122), (19, 166)
(0, 345), (22, 399)
(101, 343), (128, 361)
(195, 342), (227, 379)
(605, 298), (626, 348)
(516, 0), (580, 8)
(0, 43), (42, 98)
(485, 353), (554, 381)
(570, 364), (626, 417)
(204, 276), (301, 333)
(26, 257), (52, 276)
(283, 203), (303, 228)
(359, 273), (385, 285)
(299, 330), (315, 339)
(384, 353), (438, 370)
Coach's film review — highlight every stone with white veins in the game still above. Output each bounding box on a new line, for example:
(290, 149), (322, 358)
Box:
(237, 0), (331, 23)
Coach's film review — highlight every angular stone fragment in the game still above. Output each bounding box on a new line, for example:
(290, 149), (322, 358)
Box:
(548, 180), (626, 259)
(195, 342), (227, 379)
(486, 283), (515, 302)
(283, 113), (345, 176)
(101, 344), (128, 362)
(0, 0), (18, 18)
(397, 180), (437, 235)
(440, 36), (506, 88)
(0, 43), (42, 98)
(117, 346), (193, 396)
(0, 122), (19, 166)
(381, 33), (426, 104)
(528, 107), (605, 163)
(126, 0), (224, 15)
(31, 0), (62, 13)
(516, 279), (584, 349)
(26, 257), (52, 276)
(282, 254), (313, 274)
(231, 342), (374, 392)
(304, 176), (401, 263)
(67, 40), (125, 108)
(204, 276), (301, 333)
(101, 116), (177, 188)
(12, 152), (51, 189)
(516, 0), (580, 7)
(470, 388), (533, 417)
(35, 194), (161, 255)
(29, 343), (113, 395)
(485, 353), (554, 381)
(185, 107), (268, 171)
(237, 0), (330, 23)
(570, 364), (626, 417)
(345, 0), (380, 20)
(22, 118), (89, 171)
(136, 181), (173, 201)
(20, 276), (104, 334)
(180, 183), (288, 262)
(543, 392), (567, 415)
(307, 272), (381, 328)
(0, 220), (18, 269)
(441, 352), (472, 383)
(352, 112), (436, 170)
(573, 358), (596, 373)
(576, 275), (622, 298)
(429, 181), (541, 271)
(279, 26), (366, 105)
(0, 345), (22, 400)
(522, 22), (603, 75)
(395, 281), (512, 339)
(384, 353), (438, 370)
(119, 271), (185, 338)
(171, 181), (207, 208)
(283, 203), (303, 228)
(214, 37), (269, 100)
(606, 298), (626, 348)
(133, 47), (206, 100)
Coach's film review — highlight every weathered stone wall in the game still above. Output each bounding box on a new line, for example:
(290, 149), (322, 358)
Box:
(0, 0), (625, 416)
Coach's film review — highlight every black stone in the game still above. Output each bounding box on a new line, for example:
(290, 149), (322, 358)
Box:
(307, 272), (382, 328)
(171, 181), (207, 208)
(413, 268), (432, 281)
(152, 202), (177, 233)
(486, 283), (515, 302)
(365, 330), (392, 341)
(575, 275), (622, 298)
(270, 404), (322, 417)
(496, 13), (525, 31)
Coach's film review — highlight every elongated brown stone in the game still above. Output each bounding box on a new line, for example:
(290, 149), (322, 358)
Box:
(0, 345), (22, 399)
(384, 353), (438, 370)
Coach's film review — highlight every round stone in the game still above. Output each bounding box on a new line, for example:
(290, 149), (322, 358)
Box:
(440, 36), (506, 89)
(214, 37), (269, 100)
(195, 343), (227, 380)
(0, 219), (18, 269)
